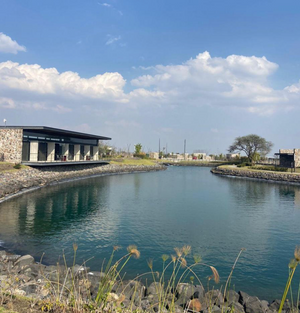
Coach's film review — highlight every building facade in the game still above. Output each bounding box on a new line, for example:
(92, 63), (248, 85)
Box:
(276, 149), (300, 168)
(0, 126), (111, 164)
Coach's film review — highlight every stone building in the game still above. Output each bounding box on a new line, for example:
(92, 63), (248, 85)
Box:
(275, 149), (300, 168)
(0, 126), (110, 165)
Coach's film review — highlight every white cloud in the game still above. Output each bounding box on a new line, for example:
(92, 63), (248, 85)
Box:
(1, 51), (300, 117)
(0, 33), (26, 54)
(105, 35), (121, 45)
(0, 61), (127, 101)
(130, 51), (293, 114)
(99, 2), (111, 7)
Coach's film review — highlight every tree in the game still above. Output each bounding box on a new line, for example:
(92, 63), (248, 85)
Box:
(134, 143), (142, 155)
(228, 134), (273, 164)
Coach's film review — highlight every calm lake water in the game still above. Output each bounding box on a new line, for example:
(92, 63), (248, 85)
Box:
(1, 166), (300, 300)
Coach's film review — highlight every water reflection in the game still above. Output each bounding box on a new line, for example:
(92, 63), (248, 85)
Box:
(1, 168), (300, 301)
(0, 178), (108, 239)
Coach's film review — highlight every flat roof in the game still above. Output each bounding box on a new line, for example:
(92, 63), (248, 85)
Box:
(0, 126), (111, 140)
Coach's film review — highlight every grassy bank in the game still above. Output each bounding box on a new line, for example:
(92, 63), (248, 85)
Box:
(0, 162), (27, 173)
(219, 164), (300, 175)
(109, 158), (158, 166)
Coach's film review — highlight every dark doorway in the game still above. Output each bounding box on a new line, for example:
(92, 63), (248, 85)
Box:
(22, 142), (30, 161)
(38, 142), (48, 161)
(80, 145), (84, 160)
(55, 144), (62, 161)
(90, 146), (93, 160)
(69, 145), (74, 160)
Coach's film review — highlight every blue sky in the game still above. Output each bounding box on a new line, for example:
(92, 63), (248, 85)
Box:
(1, 0), (300, 154)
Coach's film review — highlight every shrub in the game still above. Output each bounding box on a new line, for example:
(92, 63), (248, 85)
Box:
(237, 162), (252, 167)
(13, 163), (21, 169)
(133, 152), (149, 159)
(249, 165), (288, 172)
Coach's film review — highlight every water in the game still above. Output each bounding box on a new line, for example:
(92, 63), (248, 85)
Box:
(1, 167), (300, 300)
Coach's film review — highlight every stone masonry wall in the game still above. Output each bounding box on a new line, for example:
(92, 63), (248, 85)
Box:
(0, 129), (23, 163)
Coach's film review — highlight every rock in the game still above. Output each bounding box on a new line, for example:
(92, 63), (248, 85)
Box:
(4, 254), (21, 262)
(14, 289), (26, 296)
(225, 290), (239, 305)
(119, 280), (145, 306)
(21, 283), (38, 295)
(229, 301), (245, 313)
(192, 285), (205, 301)
(175, 283), (196, 306)
(72, 264), (89, 273)
(146, 282), (163, 296)
(206, 289), (224, 306)
(14, 254), (35, 268)
(261, 300), (269, 311)
(244, 296), (264, 313)
(140, 298), (151, 310)
(211, 305), (222, 313)
(239, 291), (251, 305)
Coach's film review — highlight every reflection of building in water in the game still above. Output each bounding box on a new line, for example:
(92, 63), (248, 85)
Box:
(294, 189), (300, 207)
(0, 202), (20, 237)
(0, 178), (107, 238)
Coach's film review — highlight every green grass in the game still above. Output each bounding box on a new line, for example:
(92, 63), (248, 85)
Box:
(109, 158), (158, 166)
(219, 164), (300, 174)
(0, 162), (27, 173)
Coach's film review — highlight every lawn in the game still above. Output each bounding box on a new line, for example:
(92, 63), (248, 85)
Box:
(0, 162), (27, 173)
(109, 158), (158, 166)
(219, 164), (300, 174)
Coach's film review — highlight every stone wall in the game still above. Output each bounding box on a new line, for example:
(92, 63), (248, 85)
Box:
(211, 166), (300, 184)
(0, 129), (23, 163)
(279, 149), (300, 167)
(0, 163), (166, 200)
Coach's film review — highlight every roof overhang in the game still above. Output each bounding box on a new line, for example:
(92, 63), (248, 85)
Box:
(0, 126), (111, 140)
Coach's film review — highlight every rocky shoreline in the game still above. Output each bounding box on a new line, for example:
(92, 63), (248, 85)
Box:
(211, 166), (300, 185)
(0, 163), (166, 202)
(0, 250), (293, 313)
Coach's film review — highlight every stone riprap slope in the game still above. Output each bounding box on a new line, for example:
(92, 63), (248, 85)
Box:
(211, 166), (300, 184)
(0, 250), (293, 313)
(0, 163), (165, 201)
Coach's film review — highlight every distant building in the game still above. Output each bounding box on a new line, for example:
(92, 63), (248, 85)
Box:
(275, 149), (300, 168)
(149, 152), (159, 159)
(0, 126), (110, 165)
(226, 153), (240, 160)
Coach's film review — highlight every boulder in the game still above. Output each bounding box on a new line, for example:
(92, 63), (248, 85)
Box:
(225, 290), (239, 305)
(206, 289), (224, 306)
(146, 282), (163, 296)
(175, 283), (196, 306)
(229, 302), (245, 313)
(14, 255), (35, 267)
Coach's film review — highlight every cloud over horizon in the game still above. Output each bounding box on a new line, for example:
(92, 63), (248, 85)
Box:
(0, 51), (299, 116)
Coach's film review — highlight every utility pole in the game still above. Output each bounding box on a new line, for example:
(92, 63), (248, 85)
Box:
(159, 139), (161, 158)
(184, 139), (186, 160)
(166, 143), (168, 155)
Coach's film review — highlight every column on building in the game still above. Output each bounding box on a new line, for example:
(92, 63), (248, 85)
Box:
(74, 145), (80, 161)
(29, 141), (39, 162)
(93, 146), (99, 160)
(47, 142), (55, 162)
(84, 145), (90, 160)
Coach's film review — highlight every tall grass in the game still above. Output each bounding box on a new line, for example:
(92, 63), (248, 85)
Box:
(3, 245), (300, 313)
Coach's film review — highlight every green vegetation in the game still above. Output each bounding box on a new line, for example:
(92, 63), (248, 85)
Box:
(0, 162), (27, 173)
(249, 165), (288, 172)
(228, 134), (273, 164)
(2, 246), (300, 313)
(109, 158), (157, 166)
